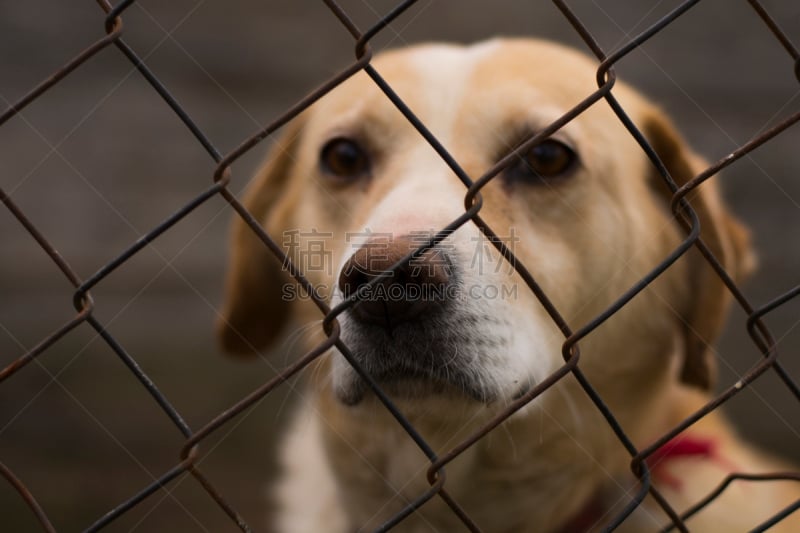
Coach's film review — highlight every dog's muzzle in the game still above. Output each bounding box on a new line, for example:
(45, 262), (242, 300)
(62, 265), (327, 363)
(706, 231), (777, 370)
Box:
(332, 233), (516, 405)
(332, 234), (493, 404)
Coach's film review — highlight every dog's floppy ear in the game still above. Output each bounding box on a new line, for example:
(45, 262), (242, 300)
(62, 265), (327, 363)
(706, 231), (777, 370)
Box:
(217, 121), (304, 356)
(643, 110), (755, 390)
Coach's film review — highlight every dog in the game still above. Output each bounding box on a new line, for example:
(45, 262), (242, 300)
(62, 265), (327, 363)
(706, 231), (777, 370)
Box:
(218, 38), (799, 532)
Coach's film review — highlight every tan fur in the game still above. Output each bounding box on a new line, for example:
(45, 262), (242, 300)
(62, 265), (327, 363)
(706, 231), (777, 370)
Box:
(219, 38), (798, 532)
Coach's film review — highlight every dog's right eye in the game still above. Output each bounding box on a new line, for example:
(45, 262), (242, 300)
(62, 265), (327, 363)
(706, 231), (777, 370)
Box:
(319, 138), (371, 181)
(505, 138), (578, 184)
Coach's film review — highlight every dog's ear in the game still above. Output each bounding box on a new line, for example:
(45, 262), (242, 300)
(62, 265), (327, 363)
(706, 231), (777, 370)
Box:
(217, 121), (304, 356)
(643, 110), (755, 390)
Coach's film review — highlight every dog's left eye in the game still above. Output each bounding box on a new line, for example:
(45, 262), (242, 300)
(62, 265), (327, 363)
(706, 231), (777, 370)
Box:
(319, 137), (371, 181)
(508, 139), (577, 183)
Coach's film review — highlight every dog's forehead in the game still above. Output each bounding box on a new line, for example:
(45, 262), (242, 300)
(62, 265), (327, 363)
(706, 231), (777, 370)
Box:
(466, 39), (604, 107)
(373, 38), (600, 96)
(306, 43), (485, 133)
(309, 38), (630, 143)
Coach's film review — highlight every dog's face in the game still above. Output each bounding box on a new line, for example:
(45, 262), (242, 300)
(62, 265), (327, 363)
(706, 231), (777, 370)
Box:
(219, 38), (751, 423)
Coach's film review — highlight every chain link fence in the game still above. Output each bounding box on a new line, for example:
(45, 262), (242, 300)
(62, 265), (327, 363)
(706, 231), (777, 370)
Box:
(1, 1), (799, 531)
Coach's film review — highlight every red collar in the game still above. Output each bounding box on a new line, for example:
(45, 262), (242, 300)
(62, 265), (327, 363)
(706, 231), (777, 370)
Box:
(648, 435), (715, 465)
(646, 435), (716, 490)
(555, 436), (716, 532)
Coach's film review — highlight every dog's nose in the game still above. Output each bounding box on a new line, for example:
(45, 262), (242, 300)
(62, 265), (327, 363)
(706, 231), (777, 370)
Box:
(338, 235), (451, 327)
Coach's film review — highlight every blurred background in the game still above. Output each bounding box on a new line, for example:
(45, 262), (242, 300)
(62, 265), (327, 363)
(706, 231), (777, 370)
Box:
(1, 1), (798, 531)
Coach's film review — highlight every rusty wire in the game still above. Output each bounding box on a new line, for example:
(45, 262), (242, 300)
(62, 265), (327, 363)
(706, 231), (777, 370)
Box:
(1, 0), (799, 531)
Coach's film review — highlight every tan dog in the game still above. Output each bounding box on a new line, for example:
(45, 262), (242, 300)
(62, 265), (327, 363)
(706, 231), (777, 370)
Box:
(218, 39), (799, 532)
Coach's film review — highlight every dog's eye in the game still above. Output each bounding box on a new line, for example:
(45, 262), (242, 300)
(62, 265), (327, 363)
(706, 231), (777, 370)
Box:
(509, 139), (577, 182)
(320, 137), (370, 180)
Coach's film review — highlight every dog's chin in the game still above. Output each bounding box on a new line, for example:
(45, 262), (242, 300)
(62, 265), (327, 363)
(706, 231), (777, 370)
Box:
(333, 360), (496, 407)
(331, 301), (518, 407)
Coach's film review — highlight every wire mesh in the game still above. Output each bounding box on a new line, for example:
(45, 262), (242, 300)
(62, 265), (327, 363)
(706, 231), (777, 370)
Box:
(1, 1), (798, 531)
